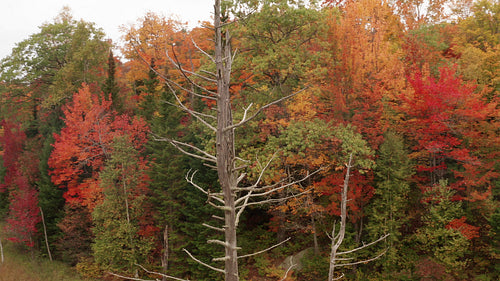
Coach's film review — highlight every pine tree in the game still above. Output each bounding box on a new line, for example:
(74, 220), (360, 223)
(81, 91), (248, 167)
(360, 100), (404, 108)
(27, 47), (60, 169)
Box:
(103, 50), (122, 112)
(145, 75), (221, 279)
(367, 130), (414, 273)
(92, 135), (154, 274)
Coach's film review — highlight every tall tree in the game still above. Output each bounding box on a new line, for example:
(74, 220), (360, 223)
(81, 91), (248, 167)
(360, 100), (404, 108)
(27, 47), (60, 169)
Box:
(103, 49), (122, 112)
(49, 84), (148, 208)
(92, 135), (155, 275)
(147, 1), (323, 280)
(367, 131), (414, 273)
(397, 66), (496, 196)
(0, 8), (112, 257)
(49, 84), (149, 264)
(0, 7), (109, 112)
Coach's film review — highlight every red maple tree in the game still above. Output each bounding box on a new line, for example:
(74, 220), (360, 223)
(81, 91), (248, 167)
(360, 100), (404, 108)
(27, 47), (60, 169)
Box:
(0, 119), (41, 247)
(398, 66), (497, 199)
(49, 83), (149, 209)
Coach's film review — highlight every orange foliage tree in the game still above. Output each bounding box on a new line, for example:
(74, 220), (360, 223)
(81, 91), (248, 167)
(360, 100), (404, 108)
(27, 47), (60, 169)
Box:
(49, 84), (148, 209)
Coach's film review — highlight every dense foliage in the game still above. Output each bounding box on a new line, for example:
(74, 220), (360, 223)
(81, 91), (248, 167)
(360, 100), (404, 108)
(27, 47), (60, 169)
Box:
(0, 1), (498, 280)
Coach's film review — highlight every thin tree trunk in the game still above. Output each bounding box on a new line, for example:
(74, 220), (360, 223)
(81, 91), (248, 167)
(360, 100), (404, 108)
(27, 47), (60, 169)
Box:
(0, 235), (4, 263)
(328, 154), (352, 281)
(162, 224), (169, 281)
(312, 214), (319, 255)
(39, 207), (53, 261)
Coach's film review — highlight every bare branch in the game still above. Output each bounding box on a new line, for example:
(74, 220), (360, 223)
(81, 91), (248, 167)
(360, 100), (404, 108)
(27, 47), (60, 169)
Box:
(183, 249), (225, 274)
(207, 200), (226, 209)
(164, 73), (218, 99)
(235, 187), (312, 210)
(164, 81), (217, 132)
(201, 23), (215, 30)
(239, 237), (291, 259)
(235, 189), (252, 226)
(108, 264), (191, 281)
(201, 69), (216, 77)
(167, 47), (219, 92)
(136, 263), (191, 281)
(212, 215), (224, 221)
(208, 239), (229, 247)
(107, 272), (155, 281)
(236, 173), (246, 185)
(337, 234), (390, 256)
(333, 249), (389, 268)
(330, 256), (355, 262)
(224, 86), (309, 132)
(168, 56), (218, 83)
(232, 48), (238, 66)
(326, 221), (335, 241)
(235, 167), (324, 206)
(185, 171), (225, 205)
(185, 170), (208, 194)
(153, 134), (217, 163)
(192, 38), (215, 63)
(162, 100), (217, 120)
(213, 256), (230, 262)
(279, 255), (296, 281)
(243, 151), (279, 189)
(204, 163), (218, 170)
(331, 273), (345, 281)
(202, 223), (225, 232)
(130, 40), (217, 100)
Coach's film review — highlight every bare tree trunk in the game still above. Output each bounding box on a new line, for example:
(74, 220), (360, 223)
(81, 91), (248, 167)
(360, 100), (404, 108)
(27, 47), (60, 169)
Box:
(148, 2), (319, 280)
(328, 154), (351, 281)
(328, 154), (389, 280)
(311, 214), (319, 255)
(214, 1), (239, 280)
(0, 235), (4, 263)
(162, 225), (169, 281)
(40, 207), (53, 261)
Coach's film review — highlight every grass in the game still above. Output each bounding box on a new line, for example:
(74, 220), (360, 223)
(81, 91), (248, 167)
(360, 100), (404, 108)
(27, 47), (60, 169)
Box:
(0, 225), (88, 281)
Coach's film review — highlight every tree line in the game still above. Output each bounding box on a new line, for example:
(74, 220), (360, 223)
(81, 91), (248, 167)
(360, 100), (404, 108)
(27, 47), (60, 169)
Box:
(0, 0), (499, 280)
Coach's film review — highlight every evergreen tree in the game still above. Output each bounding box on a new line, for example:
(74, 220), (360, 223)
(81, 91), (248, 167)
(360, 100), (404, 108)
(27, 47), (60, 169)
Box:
(103, 49), (122, 112)
(92, 135), (154, 274)
(413, 180), (476, 276)
(139, 67), (221, 279)
(367, 131), (414, 273)
(37, 106), (66, 258)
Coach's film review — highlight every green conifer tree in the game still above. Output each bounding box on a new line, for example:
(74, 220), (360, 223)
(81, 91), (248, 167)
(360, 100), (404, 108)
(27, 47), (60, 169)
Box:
(367, 131), (414, 273)
(92, 136), (154, 274)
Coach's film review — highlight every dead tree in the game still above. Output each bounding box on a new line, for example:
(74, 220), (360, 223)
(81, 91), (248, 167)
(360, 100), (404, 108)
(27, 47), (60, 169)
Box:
(328, 154), (389, 281)
(135, 1), (316, 280)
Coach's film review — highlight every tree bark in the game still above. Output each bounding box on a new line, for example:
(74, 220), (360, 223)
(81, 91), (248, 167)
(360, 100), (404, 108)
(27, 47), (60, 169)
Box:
(214, 1), (239, 280)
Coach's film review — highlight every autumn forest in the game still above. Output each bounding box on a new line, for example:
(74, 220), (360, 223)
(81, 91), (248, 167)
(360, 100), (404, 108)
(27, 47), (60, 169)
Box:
(0, 0), (499, 280)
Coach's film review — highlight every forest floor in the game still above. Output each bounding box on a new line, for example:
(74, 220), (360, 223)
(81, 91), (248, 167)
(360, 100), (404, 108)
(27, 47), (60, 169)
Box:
(0, 223), (87, 281)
